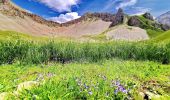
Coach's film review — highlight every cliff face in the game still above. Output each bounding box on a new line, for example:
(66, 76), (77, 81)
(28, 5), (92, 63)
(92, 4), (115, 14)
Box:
(61, 12), (115, 26)
(109, 8), (125, 27)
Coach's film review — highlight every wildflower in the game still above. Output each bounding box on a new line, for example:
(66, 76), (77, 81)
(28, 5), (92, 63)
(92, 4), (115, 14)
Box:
(115, 80), (121, 86)
(118, 85), (128, 94)
(88, 91), (93, 95)
(114, 89), (118, 94)
(112, 80), (129, 94)
(47, 72), (54, 78)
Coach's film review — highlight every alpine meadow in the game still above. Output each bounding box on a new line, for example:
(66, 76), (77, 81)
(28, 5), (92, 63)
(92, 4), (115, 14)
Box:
(0, 0), (170, 100)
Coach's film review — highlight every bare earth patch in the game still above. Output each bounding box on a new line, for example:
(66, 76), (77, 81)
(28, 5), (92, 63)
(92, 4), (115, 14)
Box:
(106, 25), (149, 41)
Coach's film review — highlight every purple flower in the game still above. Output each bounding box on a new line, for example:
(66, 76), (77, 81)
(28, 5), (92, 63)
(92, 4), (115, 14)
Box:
(112, 80), (129, 94)
(115, 81), (121, 86)
(84, 83), (89, 89)
(114, 89), (118, 94)
(88, 91), (93, 95)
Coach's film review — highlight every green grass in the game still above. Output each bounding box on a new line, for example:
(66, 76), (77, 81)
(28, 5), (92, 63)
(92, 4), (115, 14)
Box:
(147, 29), (164, 38)
(82, 32), (107, 41)
(154, 30), (170, 42)
(0, 39), (170, 65)
(0, 59), (170, 99)
(0, 30), (45, 41)
(137, 16), (156, 30)
(134, 16), (165, 38)
(0, 30), (170, 65)
(0, 30), (170, 99)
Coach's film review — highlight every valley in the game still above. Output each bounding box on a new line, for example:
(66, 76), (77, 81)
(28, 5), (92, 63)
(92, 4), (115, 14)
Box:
(0, 0), (170, 100)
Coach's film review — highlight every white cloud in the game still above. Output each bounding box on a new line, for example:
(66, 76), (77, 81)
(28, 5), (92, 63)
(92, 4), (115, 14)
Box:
(35, 0), (80, 12)
(116, 0), (137, 9)
(48, 12), (81, 23)
(129, 7), (151, 15)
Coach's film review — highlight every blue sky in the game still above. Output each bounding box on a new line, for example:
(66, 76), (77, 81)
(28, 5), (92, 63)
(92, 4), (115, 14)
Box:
(12, 0), (170, 23)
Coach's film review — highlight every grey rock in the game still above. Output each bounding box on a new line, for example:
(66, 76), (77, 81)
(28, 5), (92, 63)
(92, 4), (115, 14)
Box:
(143, 12), (154, 21)
(128, 16), (141, 27)
(156, 11), (170, 30)
(110, 8), (125, 27)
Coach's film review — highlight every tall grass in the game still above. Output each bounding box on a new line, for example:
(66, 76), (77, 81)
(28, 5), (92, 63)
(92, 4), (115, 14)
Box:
(0, 39), (170, 64)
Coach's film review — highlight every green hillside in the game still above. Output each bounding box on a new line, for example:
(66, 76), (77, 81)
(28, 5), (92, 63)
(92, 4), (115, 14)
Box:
(0, 30), (47, 41)
(137, 16), (164, 38)
(154, 30), (170, 42)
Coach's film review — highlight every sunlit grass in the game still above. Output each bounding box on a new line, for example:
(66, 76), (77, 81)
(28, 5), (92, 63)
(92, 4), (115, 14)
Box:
(0, 59), (169, 99)
(0, 30), (170, 99)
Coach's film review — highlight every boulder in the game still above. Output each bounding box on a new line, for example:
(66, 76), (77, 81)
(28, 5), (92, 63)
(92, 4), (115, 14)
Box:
(143, 12), (154, 21)
(128, 16), (141, 27)
(16, 81), (39, 92)
(162, 24), (170, 31)
(156, 11), (170, 30)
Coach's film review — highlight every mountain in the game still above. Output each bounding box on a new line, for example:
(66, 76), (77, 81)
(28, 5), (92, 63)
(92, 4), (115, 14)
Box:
(156, 11), (170, 30)
(0, 1), (165, 41)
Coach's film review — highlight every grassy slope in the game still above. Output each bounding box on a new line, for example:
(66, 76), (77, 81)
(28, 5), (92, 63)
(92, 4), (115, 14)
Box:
(137, 16), (164, 38)
(83, 16), (165, 41)
(0, 30), (48, 41)
(153, 30), (170, 42)
(0, 59), (170, 99)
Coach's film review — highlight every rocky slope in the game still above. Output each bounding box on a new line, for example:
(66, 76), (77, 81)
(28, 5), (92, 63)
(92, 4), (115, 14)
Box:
(0, 1), (152, 41)
(156, 11), (170, 30)
(0, 1), (60, 27)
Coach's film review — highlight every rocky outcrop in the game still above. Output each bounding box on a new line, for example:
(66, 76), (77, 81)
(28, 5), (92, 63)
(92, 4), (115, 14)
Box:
(0, 0), (9, 4)
(0, 1), (116, 27)
(128, 16), (141, 27)
(156, 11), (170, 30)
(0, 2), (60, 27)
(161, 24), (170, 31)
(62, 12), (115, 27)
(143, 12), (154, 21)
(21, 11), (60, 27)
(109, 8), (125, 27)
(128, 15), (163, 30)
(83, 12), (115, 22)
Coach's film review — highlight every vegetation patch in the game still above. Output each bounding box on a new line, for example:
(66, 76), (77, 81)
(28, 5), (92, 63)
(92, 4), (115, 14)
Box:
(0, 59), (170, 99)
(154, 30), (170, 42)
(0, 30), (170, 99)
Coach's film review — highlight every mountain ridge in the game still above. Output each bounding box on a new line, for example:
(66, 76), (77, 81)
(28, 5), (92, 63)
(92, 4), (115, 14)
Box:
(0, 0), (167, 41)
(156, 11), (170, 30)
(0, 1), (117, 27)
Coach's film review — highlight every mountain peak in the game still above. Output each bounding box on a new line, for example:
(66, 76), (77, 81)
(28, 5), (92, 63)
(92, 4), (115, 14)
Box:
(117, 8), (124, 14)
(109, 8), (125, 27)
(156, 11), (170, 30)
